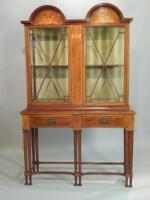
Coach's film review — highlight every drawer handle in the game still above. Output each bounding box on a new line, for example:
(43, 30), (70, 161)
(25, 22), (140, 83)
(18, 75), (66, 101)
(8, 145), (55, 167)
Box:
(99, 118), (108, 125)
(47, 119), (56, 125)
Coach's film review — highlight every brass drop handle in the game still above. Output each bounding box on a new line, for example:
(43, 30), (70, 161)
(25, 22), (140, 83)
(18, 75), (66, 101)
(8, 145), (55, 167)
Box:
(99, 118), (108, 125)
(47, 119), (56, 125)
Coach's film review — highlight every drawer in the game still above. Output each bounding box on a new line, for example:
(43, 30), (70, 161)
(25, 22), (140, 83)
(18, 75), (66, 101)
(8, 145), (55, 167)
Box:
(82, 115), (124, 128)
(31, 115), (72, 128)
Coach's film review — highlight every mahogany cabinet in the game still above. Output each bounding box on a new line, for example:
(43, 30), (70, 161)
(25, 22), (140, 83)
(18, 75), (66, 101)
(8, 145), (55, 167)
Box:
(21, 3), (135, 187)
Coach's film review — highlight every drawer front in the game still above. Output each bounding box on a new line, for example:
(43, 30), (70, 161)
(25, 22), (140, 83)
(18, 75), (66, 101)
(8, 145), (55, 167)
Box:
(31, 115), (72, 128)
(82, 115), (124, 128)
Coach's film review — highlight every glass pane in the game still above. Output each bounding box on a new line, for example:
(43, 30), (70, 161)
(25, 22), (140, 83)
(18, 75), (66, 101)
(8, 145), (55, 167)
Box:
(30, 28), (69, 103)
(85, 27), (124, 103)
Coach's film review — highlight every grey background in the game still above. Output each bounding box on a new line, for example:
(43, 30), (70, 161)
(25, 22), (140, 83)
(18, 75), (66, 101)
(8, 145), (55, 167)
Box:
(0, 1), (149, 199)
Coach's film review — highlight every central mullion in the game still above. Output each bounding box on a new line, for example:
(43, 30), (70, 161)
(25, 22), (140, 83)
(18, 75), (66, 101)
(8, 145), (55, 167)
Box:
(69, 25), (84, 105)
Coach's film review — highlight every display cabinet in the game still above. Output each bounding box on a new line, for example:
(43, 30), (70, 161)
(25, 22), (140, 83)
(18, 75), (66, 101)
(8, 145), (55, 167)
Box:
(21, 3), (135, 187)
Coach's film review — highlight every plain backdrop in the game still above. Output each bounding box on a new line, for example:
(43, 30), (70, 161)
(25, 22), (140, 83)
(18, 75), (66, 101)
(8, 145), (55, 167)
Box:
(0, 0), (150, 199)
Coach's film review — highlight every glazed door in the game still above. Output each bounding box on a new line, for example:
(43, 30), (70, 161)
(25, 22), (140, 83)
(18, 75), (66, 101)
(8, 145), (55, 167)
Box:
(85, 26), (125, 104)
(30, 27), (69, 103)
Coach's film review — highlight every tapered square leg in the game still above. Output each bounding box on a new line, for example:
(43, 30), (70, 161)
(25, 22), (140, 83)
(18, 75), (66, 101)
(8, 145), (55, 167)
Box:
(77, 130), (82, 186)
(31, 128), (35, 172)
(23, 129), (32, 185)
(74, 131), (78, 186)
(31, 128), (39, 172)
(124, 129), (134, 187)
(73, 130), (82, 186)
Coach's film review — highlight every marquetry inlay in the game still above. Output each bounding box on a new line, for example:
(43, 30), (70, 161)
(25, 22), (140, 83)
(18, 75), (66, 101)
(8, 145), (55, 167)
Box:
(70, 25), (82, 39)
(89, 8), (120, 24)
(34, 10), (63, 25)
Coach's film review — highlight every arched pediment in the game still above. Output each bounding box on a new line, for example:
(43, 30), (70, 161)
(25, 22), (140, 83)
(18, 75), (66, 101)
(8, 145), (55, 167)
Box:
(86, 3), (132, 24)
(21, 3), (132, 25)
(22, 5), (66, 25)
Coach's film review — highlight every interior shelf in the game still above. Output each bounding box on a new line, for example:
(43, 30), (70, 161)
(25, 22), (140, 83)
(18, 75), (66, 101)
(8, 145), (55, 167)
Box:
(31, 65), (68, 68)
(86, 64), (124, 68)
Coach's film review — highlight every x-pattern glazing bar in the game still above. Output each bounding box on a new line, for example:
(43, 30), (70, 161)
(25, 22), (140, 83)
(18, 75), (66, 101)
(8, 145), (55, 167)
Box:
(97, 69), (118, 100)
(33, 31), (65, 99)
(87, 30), (121, 99)
(42, 44), (66, 99)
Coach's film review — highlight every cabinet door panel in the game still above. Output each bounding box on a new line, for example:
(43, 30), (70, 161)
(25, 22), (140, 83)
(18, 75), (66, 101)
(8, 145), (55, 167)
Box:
(30, 28), (69, 103)
(85, 27), (125, 104)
